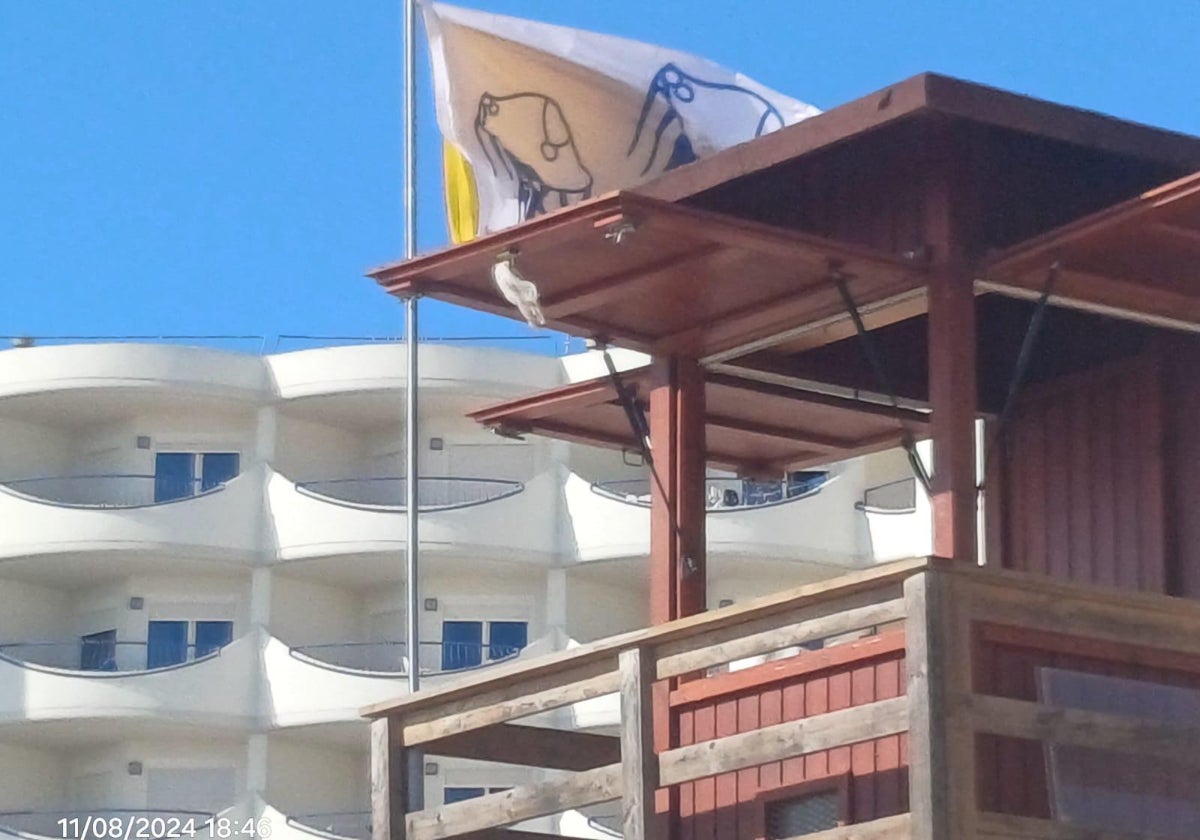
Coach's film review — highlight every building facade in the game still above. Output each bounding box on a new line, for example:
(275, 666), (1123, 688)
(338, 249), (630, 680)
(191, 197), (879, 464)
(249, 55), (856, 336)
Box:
(0, 340), (929, 838)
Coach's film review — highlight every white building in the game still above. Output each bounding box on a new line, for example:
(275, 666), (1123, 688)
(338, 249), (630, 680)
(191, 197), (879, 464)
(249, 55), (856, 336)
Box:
(0, 340), (930, 839)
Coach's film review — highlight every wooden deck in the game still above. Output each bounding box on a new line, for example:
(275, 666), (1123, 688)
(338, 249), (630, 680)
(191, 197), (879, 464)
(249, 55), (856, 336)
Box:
(363, 558), (1200, 840)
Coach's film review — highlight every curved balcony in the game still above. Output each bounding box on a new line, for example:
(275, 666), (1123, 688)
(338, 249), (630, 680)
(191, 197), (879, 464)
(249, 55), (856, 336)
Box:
(290, 640), (523, 675)
(0, 639), (227, 672)
(0, 343), (266, 405)
(570, 466), (870, 564)
(857, 477), (933, 562)
(270, 469), (560, 566)
(0, 467), (263, 564)
(294, 477), (524, 512)
(286, 812), (369, 840)
(0, 811), (214, 840)
(0, 632), (257, 727)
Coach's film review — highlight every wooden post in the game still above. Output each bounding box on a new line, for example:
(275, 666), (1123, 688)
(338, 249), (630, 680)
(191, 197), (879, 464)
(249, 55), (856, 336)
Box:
(924, 125), (978, 563)
(619, 646), (659, 840)
(371, 716), (409, 840)
(648, 355), (707, 623)
(904, 569), (976, 840)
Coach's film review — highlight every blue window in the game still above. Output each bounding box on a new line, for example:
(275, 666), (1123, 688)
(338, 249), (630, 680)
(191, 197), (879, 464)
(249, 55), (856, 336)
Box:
(440, 620), (528, 672)
(443, 787), (485, 804)
(201, 453), (240, 491)
(441, 621), (483, 671)
(147, 620), (189, 668)
(443, 787), (510, 805)
(195, 620), (233, 657)
(154, 452), (239, 502)
(154, 453), (195, 502)
(80, 629), (117, 671)
(488, 621), (528, 661)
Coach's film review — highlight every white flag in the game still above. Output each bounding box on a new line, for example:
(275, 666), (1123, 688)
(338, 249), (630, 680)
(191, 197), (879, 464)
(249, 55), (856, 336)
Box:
(422, 2), (820, 242)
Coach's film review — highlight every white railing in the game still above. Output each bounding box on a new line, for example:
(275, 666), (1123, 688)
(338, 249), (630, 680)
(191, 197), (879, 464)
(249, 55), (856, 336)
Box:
(294, 477), (523, 512)
(0, 475), (226, 509)
(591, 472), (831, 511)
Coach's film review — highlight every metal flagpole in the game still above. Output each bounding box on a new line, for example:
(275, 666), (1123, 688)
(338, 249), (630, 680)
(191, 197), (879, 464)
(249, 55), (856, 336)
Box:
(403, 0), (420, 697)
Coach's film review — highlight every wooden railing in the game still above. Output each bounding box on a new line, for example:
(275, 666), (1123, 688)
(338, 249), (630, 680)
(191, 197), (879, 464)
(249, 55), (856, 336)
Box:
(363, 558), (1200, 840)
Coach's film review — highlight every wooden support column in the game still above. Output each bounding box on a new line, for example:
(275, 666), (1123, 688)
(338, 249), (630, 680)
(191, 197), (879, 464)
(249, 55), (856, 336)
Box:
(905, 569), (977, 839)
(371, 717), (409, 840)
(648, 355), (707, 623)
(619, 647), (659, 840)
(924, 125), (978, 563)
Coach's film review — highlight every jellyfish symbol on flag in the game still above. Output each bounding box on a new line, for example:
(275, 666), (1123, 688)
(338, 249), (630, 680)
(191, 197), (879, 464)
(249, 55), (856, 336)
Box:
(628, 63), (786, 176)
(474, 92), (595, 222)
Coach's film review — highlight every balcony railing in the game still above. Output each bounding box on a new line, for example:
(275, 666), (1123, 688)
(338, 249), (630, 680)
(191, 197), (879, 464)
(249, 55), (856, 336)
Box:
(591, 471), (830, 511)
(293, 477), (524, 511)
(0, 811), (214, 840)
(0, 640), (227, 672)
(290, 641), (523, 675)
(0, 474), (228, 509)
(289, 812), (370, 840)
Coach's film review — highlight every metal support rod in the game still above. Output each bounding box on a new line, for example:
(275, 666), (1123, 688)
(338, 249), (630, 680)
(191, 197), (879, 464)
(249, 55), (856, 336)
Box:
(405, 295), (420, 693)
(403, 0), (417, 263)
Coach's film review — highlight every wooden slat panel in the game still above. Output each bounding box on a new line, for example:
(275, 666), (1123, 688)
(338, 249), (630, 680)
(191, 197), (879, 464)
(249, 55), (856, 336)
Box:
(659, 697), (909, 787)
(781, 813), (911, 840)
(421, 724), (618, 771)
(977, 811), (1177, 840)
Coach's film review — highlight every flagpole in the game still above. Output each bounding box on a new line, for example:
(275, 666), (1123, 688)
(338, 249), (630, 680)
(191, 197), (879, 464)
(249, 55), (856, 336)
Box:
(403, 0), (421, 697)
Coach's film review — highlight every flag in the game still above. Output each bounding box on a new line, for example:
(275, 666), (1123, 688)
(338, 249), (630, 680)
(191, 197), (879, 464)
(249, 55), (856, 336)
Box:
(421, 2), (820, 243)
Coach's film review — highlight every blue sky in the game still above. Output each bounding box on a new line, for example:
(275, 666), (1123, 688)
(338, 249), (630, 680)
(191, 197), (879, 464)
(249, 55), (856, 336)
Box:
(2, 1), (1198, 347)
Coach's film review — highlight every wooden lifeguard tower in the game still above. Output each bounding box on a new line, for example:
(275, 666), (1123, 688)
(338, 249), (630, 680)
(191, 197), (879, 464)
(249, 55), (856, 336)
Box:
(362, 74), (1200, 840)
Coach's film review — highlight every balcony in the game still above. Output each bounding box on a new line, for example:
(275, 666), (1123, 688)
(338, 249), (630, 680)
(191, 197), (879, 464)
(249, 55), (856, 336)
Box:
(0, 632), (257, 727)
(364, 559), (1200, 840)
(0, 811), (215, 840)
(270, 470), (559, 567)
(289, 640), (524, 675)
(574, 466), (870, 564)
(0, 639), (228, 672)
(0, 468), (263, 564)
(287, 812), (370, 840)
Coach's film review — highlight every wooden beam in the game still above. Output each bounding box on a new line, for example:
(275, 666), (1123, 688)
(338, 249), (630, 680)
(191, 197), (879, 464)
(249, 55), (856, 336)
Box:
(401, 668), (621, 746)
(968, 693), (1200, 767)
(975, 811), (1174, 840)
(705, 371), (930, 427)
(618, 647), (658, 840)
(371, 717), (408, 840)
(657, 695), (908, 786)
(706, 412), (847, 451)
(406, 763), (621, 840)
(787, 814), (912, 840)
(540, 243), (721, 318)
(649, 356), (707, 624)
(419, 724), (619, 771)
(655, 596), (907, 680)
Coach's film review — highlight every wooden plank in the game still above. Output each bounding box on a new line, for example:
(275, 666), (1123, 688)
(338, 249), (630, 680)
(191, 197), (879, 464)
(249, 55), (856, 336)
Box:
(967, 693), (1200, 768)
(363, 558), (933, 721)
(400, 669), (620, 747)
(371, 717), (407, 840)
(658, 696), (909, 787)
(406, 763), (621, 840)
(656, 597), (906, 680)
(618, 647), (658, 840)
(781, 813), (912, 840)
(976, 811), (1177, 840)
(418, 724), (619, 771)
(460, 832), (567, 840)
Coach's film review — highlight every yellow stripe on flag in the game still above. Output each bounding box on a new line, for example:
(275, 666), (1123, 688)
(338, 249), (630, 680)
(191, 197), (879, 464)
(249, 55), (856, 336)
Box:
(442, 141), (479, 244)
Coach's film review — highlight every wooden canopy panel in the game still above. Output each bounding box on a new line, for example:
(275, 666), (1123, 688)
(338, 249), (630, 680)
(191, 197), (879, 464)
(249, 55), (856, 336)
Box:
(469, 367), (928, 474)
(369, 192), (927, 359)
(982, 171), (1200, 330)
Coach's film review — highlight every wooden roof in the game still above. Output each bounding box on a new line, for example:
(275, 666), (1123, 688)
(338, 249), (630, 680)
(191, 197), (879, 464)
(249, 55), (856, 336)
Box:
(469, 367), (928, 473)
(638, 73), (1200, 205)
(981, 171), (1200, 331)
(370, 192), (927, 358)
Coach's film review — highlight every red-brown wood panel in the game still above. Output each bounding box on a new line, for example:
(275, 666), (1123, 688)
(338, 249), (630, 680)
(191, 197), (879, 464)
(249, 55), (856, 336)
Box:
(1002, 354), (1167, 593)
(1163, 336), (1200, 597)
(974, 623), (1200, 820)
(672, 636), (907, 838)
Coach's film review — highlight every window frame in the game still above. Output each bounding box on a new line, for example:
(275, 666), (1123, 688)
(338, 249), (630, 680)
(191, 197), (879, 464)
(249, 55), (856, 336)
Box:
(752, 772), (852, 839)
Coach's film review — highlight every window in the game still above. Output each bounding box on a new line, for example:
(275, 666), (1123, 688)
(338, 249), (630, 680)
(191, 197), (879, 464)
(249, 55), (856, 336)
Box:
(147, 619), (233, 668)
(440, 620), (528, 672)
(80, 629), (117, 672)
(758, 777), (849, 838)
(443, 787), (511, 805)
(154, 452), (239, 502)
